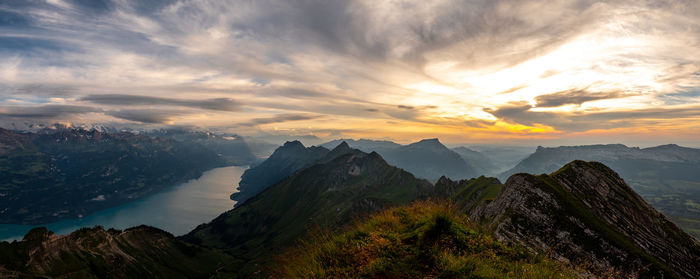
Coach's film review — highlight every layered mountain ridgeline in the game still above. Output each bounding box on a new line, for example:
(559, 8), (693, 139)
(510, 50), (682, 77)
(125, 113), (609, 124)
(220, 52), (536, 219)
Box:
(147, 128), (257, 165)
(185, 146), (435, 276)
(321, 138), (477, 181)
(501, 144), (700, 238)
(321, 139), (534, 178)
(233, 139), (478, 205)
(477, 161), (700, 278)
(465, 145), (535, 174)
(452, 146), (499, 176)
(321, 138), (401, 154)
(381, 139), (477, 181)
(0, 225), (232, 278)
(274, 201), (578, 278)
(0, 128), (226, 224)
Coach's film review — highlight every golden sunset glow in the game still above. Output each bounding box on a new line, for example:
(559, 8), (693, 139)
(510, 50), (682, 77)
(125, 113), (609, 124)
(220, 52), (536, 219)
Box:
(0, 0), (698, 145)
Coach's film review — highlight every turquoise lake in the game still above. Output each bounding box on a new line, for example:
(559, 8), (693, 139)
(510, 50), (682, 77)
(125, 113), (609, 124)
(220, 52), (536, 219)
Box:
(0, 166), (246, 242)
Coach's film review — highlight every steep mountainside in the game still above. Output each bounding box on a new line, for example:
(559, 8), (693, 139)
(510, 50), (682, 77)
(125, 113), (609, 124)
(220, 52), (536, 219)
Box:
(0, 128), (226, 224)
(475, 160), (700, 278)
(501, 144), (700, 238)
(231, 140), (330, 203)
(184, 149), (433, 277)
(0, 226), (232, 278)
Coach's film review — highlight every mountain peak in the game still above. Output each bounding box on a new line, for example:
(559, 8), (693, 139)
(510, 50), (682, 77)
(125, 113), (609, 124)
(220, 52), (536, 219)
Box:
(416, 138), (441, 144)
(282, 140), (305, 149)
(332, 141), (351, 151)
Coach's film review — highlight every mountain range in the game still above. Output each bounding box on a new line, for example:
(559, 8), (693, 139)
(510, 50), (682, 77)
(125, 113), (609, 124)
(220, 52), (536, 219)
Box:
(321, 138), (480, 179)
(1, 140), (699, 278)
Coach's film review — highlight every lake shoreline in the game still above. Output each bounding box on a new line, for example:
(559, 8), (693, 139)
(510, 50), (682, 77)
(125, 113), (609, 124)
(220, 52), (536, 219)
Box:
(0, 166), (247, 242)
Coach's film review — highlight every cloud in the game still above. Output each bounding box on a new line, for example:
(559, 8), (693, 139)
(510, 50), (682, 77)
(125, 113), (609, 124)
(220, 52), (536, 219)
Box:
(105, 109), (185, 124)
(235, 113), (322, 127)
(81, 94), (241, 111)
(485, 102), (700, 132)
(534, 89), (632, 107)
(0, 105), (100, 118)
(0, 0), (698, 143)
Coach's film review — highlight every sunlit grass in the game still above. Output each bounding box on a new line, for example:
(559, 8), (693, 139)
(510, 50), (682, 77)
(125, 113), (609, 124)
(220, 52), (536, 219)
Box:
(273, 200), (579, 278)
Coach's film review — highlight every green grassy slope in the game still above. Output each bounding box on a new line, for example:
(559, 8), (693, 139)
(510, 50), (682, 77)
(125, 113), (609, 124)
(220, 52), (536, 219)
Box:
(183, 151), (434, 277)
(274, 201), (579, 278)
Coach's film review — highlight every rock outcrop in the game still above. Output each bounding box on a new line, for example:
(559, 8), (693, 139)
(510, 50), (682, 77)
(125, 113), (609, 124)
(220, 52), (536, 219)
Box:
(473, 160), (700, 278)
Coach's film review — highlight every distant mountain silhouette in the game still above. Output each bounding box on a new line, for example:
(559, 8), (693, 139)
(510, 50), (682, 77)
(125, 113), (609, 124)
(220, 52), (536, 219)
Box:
(321, 138), (477, 181)
(452, 146), (498, 176)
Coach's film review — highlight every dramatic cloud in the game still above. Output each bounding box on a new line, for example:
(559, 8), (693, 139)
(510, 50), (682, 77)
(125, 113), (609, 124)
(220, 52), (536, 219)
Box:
(82, 94), (241, 111)
(0, 0), (698, 145)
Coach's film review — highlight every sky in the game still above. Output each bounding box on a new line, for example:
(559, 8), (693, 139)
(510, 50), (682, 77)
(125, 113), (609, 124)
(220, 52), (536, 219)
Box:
(0, 0), (699, 146)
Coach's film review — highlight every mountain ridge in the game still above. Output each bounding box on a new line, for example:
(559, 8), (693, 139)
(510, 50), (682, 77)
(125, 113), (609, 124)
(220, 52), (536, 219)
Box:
(501, 143), (700, 238)
(475, 160), (700, 278)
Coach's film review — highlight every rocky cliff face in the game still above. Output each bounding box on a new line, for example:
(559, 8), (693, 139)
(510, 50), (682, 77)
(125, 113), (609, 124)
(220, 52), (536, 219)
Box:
(473, 160), (700, 278)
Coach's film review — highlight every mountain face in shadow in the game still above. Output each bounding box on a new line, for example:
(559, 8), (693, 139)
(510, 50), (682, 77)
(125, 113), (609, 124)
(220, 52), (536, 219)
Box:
(184, 148), (433, 277)
(502, 144), (700, 238)
(476, 160), (700, 278)
(0, 226), (231, 278)
(231, 140), (330, 204)
(0, 128), (227, 224)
